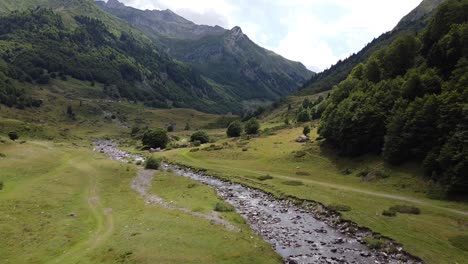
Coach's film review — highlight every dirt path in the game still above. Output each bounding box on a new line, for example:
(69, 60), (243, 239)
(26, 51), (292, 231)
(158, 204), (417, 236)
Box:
(180, 151), (468, 217)
(47, 162), (114, 264)
(131, 168), (239, 232)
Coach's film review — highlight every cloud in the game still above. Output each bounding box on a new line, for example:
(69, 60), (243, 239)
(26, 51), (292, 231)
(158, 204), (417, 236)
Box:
(116, 0), (423, 71)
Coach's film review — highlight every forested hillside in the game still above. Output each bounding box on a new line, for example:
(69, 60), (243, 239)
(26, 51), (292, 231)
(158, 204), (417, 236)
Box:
(0, 8), (241, 113)
(318, 0), (467, 198)
(96, 0), (313, 102)
(299, 0), (447, 95)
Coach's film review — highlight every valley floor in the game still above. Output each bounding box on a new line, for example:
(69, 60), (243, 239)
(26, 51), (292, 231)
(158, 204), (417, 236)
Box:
(0, 140), (280, 264)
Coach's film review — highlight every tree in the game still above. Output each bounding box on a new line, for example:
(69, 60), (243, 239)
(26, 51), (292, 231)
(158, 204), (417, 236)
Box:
(142, 129), (169, 149)
(191, 131), (210, 144)
(296, 108), (310, 123)
(245, 118), (260, 135)
(303, 126), (311, 136)
(227, 120), (242, 137)
(8, 131), (18, 141)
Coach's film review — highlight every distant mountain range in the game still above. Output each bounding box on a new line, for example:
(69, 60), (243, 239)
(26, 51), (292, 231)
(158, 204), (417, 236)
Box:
(299, 0), (447, 95)
(0, 0), (312, 114)
(96, 0), (313, 103)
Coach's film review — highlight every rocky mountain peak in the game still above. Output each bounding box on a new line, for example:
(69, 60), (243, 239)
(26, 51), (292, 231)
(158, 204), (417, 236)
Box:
(106, 0), (124, 8)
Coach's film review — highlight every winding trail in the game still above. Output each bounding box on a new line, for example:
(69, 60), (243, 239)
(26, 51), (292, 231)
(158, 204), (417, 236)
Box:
(180, 151), (468, 217)
(131, 168), (239, 231)
(47, 162), (114, 264)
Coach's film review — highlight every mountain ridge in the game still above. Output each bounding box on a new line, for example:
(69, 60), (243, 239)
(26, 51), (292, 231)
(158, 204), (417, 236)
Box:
(96, 0), (313, 102)
(298, 0), (448, 95)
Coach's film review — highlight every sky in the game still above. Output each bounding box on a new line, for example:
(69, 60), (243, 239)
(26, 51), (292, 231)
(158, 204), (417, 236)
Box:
(114, 0), (422, 72)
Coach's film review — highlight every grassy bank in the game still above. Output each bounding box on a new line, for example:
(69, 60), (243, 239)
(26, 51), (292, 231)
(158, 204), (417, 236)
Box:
(0, 140), (280, 264)
(159, 126), (468, 264)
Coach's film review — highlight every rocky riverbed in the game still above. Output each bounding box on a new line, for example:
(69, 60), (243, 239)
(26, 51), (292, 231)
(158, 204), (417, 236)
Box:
(93, 140), (422, 264)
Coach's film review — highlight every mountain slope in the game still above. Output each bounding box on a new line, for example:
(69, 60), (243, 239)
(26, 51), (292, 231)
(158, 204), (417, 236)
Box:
(318, 0), (467, 198)
(0, 0), (246, 113)
(299, 0), (447, 95)
(96, 0), (313, 102)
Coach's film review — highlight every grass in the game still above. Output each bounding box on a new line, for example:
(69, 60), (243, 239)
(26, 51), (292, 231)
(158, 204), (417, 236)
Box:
(449, 236), (468, 252)
(0, 141), (281, 264)
(159, 126), (468, 264)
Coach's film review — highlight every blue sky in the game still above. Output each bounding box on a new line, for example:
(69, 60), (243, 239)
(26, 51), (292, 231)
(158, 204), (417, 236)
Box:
(116, 0), (422, 72)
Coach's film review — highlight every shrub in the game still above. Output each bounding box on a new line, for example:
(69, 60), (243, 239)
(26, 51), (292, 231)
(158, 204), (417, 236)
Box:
(245, 118), (260, 135)
(364, 237), (385, 249)
(382, 210), (397, 217)
(8, 132), (18, 141)
(389, 205), (421, 215)
(0, 153), (6, 158)
(135, 160), (142, 166)
(192, 140), (201, 147)
(341, 168), (352, 175)
(144, 157), (161, 170)
(187, 183), (198, 189)
(282, 180), (304, 186)
(142, 129), (169, 149)
(190, 131), (210, 144)
(296, 171), (311, 176)
(294, 151), (307, 158)
(297, 109), (310, 122)
(329, 203), (352, 212)
(303, 125), (311, 136)
(227, 120), (242, 137)
(242, 147), (248, 152)
(190, 148), (200, 152)
(258, 175), (274, 181)
(0, 181), (3, 190)
(214, 202), (235, 212)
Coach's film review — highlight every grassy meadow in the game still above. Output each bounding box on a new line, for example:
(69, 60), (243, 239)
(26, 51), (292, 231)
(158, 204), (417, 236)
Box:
(0, 140), (281, 264)
(158, 126), (468, 264)
(1, 80), (467, 263)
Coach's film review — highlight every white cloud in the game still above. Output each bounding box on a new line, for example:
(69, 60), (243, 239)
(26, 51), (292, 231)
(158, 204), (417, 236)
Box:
(116, 0), (423, 71)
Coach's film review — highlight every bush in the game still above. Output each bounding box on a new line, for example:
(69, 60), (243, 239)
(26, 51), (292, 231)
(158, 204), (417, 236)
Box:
(135, 160), (142, 166)
(8, 132), (18, 141)
(389, 205), (421, 215)
(190, 131), (209, 144)
(227, 120), (243, 137)
(0, 153), (6, 158)
(245, 118), (260, 135)
(214, 202), (235, 212)
(294, 151), (307, 158)
(303, 125), (311, 136)
(258, 175), (273, 181)
(142, 129), (169, 149)
(0, 181), (3, 190)
(296, 171), (311, 176)
(192, 140), (201, 147)
(167, 124), (174, 132)
(382, 210), (397, 217)
(364, 237), (385, 249)
(329, 203), (352, 212)
(144, 157), (161, 170)
(282, 180), (304, 186)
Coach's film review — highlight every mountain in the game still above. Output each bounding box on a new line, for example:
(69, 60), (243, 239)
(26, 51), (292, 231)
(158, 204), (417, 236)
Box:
(317, 0), (467, 198)
(0, 0), (260, 113)
(96, 0), (313, 102)
(298, 0), (448, 95)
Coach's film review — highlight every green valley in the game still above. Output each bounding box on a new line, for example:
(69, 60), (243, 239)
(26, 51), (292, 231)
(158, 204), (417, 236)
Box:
(1, 0), (467, 263)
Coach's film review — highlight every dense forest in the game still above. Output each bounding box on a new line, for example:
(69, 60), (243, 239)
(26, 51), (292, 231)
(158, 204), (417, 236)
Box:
(0, 8), (239, 113)
(318, 0), (468, 198)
